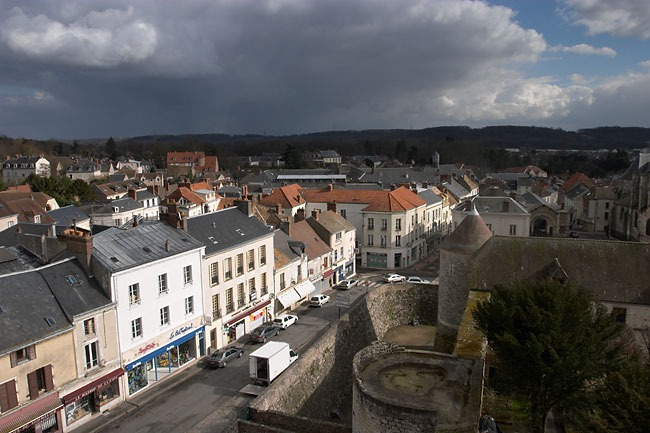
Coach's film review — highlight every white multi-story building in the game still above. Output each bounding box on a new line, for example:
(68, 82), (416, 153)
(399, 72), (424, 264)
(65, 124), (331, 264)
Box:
(272, 229), (310, 314)
(2, 156), (50, 184)
(304, 185), (427, 270)
(185, 202), (275, 352)
(91, 222), (206, 398)
(452, 196), (530, 237)
(306, 209), (356, 283)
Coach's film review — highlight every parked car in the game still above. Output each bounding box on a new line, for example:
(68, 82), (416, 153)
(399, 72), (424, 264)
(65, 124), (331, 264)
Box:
(272, 314), (298, 329)
(207, 347), (244, 368)
(406, 276), (431, 284)
(310, 294), (330, 307)
(384, 273), (406, 283)
(249, 325), (280, 343)
(337, 279), (358, 290)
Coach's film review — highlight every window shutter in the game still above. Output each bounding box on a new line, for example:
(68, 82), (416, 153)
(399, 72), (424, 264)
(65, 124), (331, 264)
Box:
(27, 371), (38, 400)
(28, 345), (36, 360)
(6, 380), (17, 410)
(44, 365), (54, 392)
(0, 381), (9, 412)
(9, 352), (17, 368)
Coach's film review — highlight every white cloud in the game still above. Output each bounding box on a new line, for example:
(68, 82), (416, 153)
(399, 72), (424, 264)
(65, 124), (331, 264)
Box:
(549, 43), (616, 57)
(569, 73), (594, 84)
(561, 0), (650, 39)
(1, 6), (157, 67)
(640, 60), (650, 68)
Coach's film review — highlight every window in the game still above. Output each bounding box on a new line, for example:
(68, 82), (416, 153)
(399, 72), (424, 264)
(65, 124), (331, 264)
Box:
(158, 274), (168, 295)
(0, 379), (18, 413)
(380, 235), (387, 248)
(83, 318), (96, 336)
(114, 219), (121, 226)
(396, 219), (401, 231)
(324, 257), (328, 267)
(280, 273), (286, 290)
(236, 253), (244, 276)
(84, 342), (99, 370)
(486, 223), (492, 232)
(396, 235), (401, 247)
(604, 212), (609, 221)
(249, 278), (256, 301)
(334, 250), (338, 261)
(131, 318), (142, 339)
(226, 288), (234, 313)
(212, 294), (220, 319)
(10, 345), (36, 367)
(340, 209), (347, 218)
(224, 258), (233, 280)
(209, 262), (219, 286)
(237, 284), (245, 307)
(183, 265), (192, 284)
(160, 306), (170, 325)
(335, 232), (342, 243)
(261, 273), (268, 296)
(367, 218), (374, 230)
(28, 365), (53, 400)
(185, 296), (194, 315)
(368, 234), (374, 246)
(605, 202), (610, 209)
(129, 283), (140, 305)
(260, 245), (267, 265)
(509, 225), (517, 236)
(381, 219), (387, 230)
(613, 307), (627, 323)
(247, 249), (255, 271)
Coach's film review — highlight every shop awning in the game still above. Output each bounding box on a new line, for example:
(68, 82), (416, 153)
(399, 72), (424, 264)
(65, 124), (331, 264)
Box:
(0, 393), (62, 433)
(223, 300), (271, 328)
(125, 326), (204, 371)
(294, 280), (316, 298)
(322, 269), (335, 280)
(62, 369), (124, 404)
(277, 288), (301, 308)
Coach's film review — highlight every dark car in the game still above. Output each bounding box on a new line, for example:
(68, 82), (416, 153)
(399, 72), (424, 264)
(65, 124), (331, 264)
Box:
(207, 347), (244, 368)
(249, 325), (280, 343)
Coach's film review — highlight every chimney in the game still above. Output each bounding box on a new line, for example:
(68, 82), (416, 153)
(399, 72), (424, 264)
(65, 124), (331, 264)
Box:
(422, 181), (428, 189)
(295, 208), (305, 222)
(276, 203), (282, 215)
(50, 223), (56, 238)
(128, 188), (137, 200)
(311, 209), (319, 220)
(390, 184), (396, 191)
(133, 216), (138, 227)
(503, 200), (510, 212)
(327, 201), (337, 213)
(60, 228), (93, 275)
(234, 199), (253, 217)
(328, 184), (334, 192)
(181, 216), (188, 231)
(509, 191), (517, 199)
(165, 240), (171, 252)
(242, 185), (248, 198)
(167, 201), (181, 229)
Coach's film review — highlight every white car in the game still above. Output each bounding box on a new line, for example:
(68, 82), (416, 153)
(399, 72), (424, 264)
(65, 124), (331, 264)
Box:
(310, 294), (330, 307)
(406, 276), (431, 284)
(272, 314), (298, 329)
(384, 273), (406, 283)
(337, 279), (358, 290)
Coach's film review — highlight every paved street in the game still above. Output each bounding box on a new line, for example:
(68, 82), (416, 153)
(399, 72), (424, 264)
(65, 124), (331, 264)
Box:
(73, 259), (440, 433)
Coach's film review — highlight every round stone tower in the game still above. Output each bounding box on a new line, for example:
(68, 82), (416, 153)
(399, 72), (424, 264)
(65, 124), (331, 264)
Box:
(432, 151), (440, 169)
(434, 206), (492, 353)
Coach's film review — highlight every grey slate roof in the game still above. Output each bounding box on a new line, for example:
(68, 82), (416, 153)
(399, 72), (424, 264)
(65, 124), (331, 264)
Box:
(418, 189), (443, 205)
(442, 179), (470, 201)
(185, 207), (273, 256)
(47, 205), (90, 226)
(0, 265), (71, 353)
(93, 222), (204, 273)
(273, 230), (302, 264)
(565, 185), (590, 200)
(38, 258), (112, 319)
(358, 166), (439, 187)
(460, 196), (529, 215)
(91, 197), (144, 215)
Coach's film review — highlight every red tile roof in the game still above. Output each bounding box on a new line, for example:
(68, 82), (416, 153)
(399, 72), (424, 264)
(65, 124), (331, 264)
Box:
(303, 186), (425, 212)
(164, 187), (205, 206)
(259, 184), (305, 208)
(189, 182), (211, 191)
(195, 155), (219, 172)
(167, 151), (205, 165)
(560, 173), (593, 193)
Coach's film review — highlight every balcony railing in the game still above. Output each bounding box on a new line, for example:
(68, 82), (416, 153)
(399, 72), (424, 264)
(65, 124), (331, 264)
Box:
(212, 310), (222, 320)
(226, 304), (234, 314)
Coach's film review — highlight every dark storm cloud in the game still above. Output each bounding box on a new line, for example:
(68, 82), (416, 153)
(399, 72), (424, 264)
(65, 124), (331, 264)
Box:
(0, 0), (647, 138)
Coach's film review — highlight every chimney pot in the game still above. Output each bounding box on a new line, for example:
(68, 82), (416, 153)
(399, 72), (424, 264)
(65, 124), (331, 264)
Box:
(165, 240), (171, 252)
(311, 209), (319, 220)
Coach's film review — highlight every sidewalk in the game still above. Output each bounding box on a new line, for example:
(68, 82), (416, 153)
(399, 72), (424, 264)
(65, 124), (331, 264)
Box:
(72, 359), (206, 433)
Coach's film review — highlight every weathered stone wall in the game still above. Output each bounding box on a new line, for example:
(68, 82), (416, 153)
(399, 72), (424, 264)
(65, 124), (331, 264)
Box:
(248, 284), (438, 424)
(249, 409), (352, 433)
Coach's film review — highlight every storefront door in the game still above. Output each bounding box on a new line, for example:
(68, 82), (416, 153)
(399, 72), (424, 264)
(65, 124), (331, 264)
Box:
(235, 321), (245, 339)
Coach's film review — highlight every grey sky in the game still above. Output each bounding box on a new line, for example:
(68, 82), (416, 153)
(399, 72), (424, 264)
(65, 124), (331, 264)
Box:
(0, 0), (649, 139)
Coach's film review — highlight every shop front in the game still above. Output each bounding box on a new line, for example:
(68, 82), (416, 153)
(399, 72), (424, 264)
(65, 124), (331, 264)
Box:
(0, 393), (62, 433)
(62, 369), (123, 428)
(344, 259), (355, 278)
(366, 252), (387, 268)
(222, 300), (271, 346)
(124, 323), (204, 397)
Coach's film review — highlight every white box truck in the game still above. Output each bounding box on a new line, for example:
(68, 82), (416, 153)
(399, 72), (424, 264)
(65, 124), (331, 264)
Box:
(249, 341), (298, 385)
